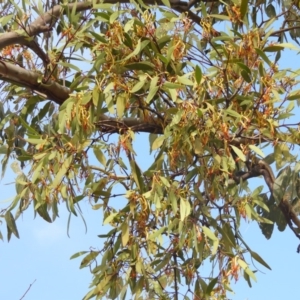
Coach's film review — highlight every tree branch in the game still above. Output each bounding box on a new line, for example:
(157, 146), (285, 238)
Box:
(95, 116), (163, 134)
(0, 60), (69, 104)
(19, 279), (36, 300)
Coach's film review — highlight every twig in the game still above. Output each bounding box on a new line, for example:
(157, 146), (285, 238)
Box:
(19, 279), (37, 300)
(173, 253), (179, 300)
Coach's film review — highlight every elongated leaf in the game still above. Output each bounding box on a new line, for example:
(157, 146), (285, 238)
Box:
(230, 145), (246, 161)
(249, 145), (265, 158)
(130, 160), (144, 192)
(70, 251), (88, 260)
(250, 251), (271, 270)
(206, 277), (218, 295)
(195, 65), (202, 84)
(121, 222), (129, 246)
(202, 226), (217, 241)
(255, 48), (272, 66)
(36, 203), (52, 223)
(238, 259), (257, 282)
(103, 213), (118, 225)
(51, 155), (73, 189)
(240, 0), (248, 20)
(93, 147), (107, 166)
(80, 251), (99, 269)
(125, 62), (154, 71)
(5, 211), (19, 240)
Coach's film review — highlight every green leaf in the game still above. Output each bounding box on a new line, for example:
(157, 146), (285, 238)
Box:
(130, 160), (144, 192)
(206, 277), (218, 295)
(287, 90), (300, 100)
(5, 211), (19, 240)
(163, 82), (183, 89)
(177, 75), (193, 86)
(116, 94), (126, 117)
(265, 4), (276, 18)
(131, 80), (145, 93)
(161, 0), (171, 7)
(255, 48), (272, 66)
(26, 138), (45, 145)
(240, 0), (248, 20)
(225, 108), (241, 118)
(195, 65), (202, 84)
(238, 259), (257, 282)
(148, 226), (166, 241)
(93, 147), (107, 167)
(80, 251), (99, 269)
(59, 61), (81, 72)
(230, 145), (246, 161)
(36, 203), (52, 223)
(121, 222), (129, 246)
(250, 251), (271, 270)
(241, 70), (252, 82)
(264, 46), (283, 52)
(146, 86), (159, 103)
(103, 213), (118, 225)
(152, 136), (165, 150)
(180, 198), (191, 221)
(125, 62), (154, 71)
(32, 158), (45, 183)
(249, 145), (265, 158)
(125, 39), (150, 60)
(273, 167), (291, 205)
(19, 116), (40, 135)
(0, 14), (14, 27)
(202, 226), (217, 241)
(51, 155), (73, 189)
(70, 251), (88, 259)
(222, 223), (236, 247)
(168, 189), (177, 215)
(210, 14), (230, 20)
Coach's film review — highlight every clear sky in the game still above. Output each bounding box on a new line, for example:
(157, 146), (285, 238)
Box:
(1, 17), (300, 300)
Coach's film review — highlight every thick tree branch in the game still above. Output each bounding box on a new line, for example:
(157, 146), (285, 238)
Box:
(0, 60), (69, 104)
(95, 116), (163, 134)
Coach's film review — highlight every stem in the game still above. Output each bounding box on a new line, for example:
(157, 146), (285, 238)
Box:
(173, 253), (178, 300)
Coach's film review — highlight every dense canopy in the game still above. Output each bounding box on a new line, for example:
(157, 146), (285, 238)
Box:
(1, 0), (300, 299)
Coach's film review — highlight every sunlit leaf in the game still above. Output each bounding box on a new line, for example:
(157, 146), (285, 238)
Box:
(51, 155), (73, 189)
(240, 0), (248, 20)
(230, 145), (246, 161)
(249, 145), (265, 158)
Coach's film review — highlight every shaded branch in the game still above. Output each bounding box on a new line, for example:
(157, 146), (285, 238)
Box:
(95, 116), (163, 134)
(0, 60), (69, 104)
